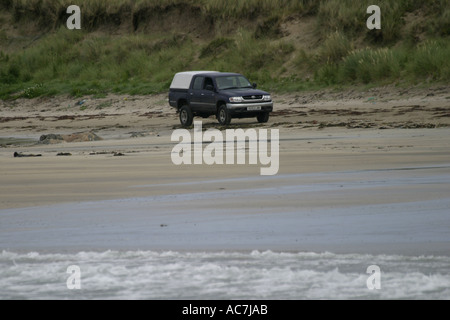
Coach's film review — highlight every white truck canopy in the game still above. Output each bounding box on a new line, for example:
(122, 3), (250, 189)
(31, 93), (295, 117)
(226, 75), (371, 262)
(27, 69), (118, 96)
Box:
(169, 71), (217, 89)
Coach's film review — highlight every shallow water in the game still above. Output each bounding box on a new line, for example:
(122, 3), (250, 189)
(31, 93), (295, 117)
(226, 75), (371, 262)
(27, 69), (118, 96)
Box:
(1, 166), (450, 254)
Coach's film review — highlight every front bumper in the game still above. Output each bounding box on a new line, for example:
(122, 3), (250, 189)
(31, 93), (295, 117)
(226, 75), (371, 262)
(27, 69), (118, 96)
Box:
(226, 102), (273, 114)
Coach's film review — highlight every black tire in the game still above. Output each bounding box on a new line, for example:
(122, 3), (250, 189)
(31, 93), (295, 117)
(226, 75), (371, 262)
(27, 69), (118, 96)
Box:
(257, 112), (270, 123)
(217, 104), (231, 125)
(179, 105), (193, 127)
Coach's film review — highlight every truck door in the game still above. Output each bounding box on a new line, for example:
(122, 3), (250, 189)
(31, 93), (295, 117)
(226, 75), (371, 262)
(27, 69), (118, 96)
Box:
(189, 76), (204, 112)
(200, 77), (216, 113)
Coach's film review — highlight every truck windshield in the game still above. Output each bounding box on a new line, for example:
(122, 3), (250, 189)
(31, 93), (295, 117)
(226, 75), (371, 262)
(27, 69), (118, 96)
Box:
(216, 76), (253, 90)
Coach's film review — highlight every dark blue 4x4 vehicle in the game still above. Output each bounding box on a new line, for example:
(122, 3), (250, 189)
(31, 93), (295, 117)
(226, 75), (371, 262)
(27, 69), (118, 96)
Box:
(168, 71), (273, 126)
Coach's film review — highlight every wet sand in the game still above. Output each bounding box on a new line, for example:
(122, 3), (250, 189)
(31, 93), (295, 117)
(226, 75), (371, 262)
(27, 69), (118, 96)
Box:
(1, 87), (450, 255)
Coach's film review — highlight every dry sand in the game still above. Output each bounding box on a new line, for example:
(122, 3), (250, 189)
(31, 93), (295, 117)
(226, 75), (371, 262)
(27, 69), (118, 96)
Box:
(1, 86), (450, 254)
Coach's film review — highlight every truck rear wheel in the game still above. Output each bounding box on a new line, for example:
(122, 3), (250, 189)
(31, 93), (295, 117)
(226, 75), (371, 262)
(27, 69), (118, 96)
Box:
(179, 105), (193, 127)
(217, 105), (231, 125)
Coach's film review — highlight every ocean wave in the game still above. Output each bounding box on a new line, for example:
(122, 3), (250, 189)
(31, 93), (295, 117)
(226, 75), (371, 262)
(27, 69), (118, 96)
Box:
(1, 250), (449, 299)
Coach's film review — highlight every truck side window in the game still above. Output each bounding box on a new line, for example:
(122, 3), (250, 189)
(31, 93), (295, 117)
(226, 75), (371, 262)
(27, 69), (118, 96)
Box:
(192, 77), (204, 90)
(203, 77), (213, 89)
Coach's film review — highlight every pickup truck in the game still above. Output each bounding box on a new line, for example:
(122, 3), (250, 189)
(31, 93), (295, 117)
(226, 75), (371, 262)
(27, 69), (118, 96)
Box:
(168, 71), (273, 126)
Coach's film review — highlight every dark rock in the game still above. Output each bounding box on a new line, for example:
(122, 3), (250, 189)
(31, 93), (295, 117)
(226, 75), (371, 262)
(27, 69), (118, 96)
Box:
(14, 152), (42, 158)
(40, 134), (64, 144)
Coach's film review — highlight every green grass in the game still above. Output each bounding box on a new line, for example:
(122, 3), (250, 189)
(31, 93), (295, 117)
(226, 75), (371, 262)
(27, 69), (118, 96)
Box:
(409, 40), (450, 80)
(314, 40), (450, 86)
(0, 0), (449, 99)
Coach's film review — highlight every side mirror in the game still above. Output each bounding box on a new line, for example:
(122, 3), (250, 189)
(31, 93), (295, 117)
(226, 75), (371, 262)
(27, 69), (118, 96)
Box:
(205, 85), (214, 91)
(252, 83), (257, 89)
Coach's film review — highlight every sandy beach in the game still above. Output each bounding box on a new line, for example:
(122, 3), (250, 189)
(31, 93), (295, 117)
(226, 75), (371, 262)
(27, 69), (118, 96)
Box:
(1, 86), (450, 255)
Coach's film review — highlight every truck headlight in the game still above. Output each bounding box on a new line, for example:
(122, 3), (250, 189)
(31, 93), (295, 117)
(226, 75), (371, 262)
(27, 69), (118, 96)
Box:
(262, 95), (271, 101)
(229, 97), (243, 103)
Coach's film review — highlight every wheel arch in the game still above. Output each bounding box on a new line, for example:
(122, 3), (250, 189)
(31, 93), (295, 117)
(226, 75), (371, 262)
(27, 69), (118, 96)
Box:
(177, 99), (189, 110)
(216, 100), (227, 113)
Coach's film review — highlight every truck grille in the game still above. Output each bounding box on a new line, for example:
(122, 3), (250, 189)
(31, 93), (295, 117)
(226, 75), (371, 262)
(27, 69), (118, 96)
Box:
(243, 95), (263, 100)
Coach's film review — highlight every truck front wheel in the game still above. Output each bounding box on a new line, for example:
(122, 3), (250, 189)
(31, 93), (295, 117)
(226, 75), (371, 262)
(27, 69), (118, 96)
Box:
(179, 105), (193, 127)
(217, 105), (231, 125)
(257, 112), (270, 123)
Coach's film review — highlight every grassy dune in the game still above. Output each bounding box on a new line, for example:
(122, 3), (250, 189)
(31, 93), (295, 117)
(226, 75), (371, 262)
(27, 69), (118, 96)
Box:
(0, 0), (449, 99)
